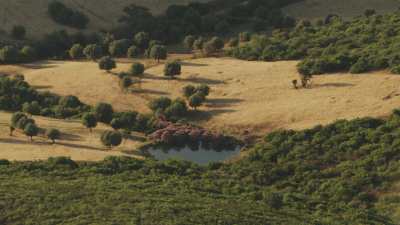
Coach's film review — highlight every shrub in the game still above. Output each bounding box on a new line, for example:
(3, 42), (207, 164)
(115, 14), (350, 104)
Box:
(228, 37), (239, 47)
(101, 130), (122, 147)
(149, 97), (172, 112)
(183, 35), (196, 49)
(22, 101), (41, 116)
(110, 118), (124, 130)
(46, 128), (61, 144)
(130, 63), (145, 76)
(82, 113), (97, 132)
(127, 45), (140, 58)
(182, 85), (196, 99)
(109, 39), (131, 57)
(24, 123), (39, 141)
(20, 46), (36, 61)
(149, 45), (167, 62)
(193, 37), (205, 50)
(93, 103), (114, 124)
(59, 95), (81, 108)
(239, 32), (251, 42)
(0, 45), (19, 63)
(165, 98), (188, 119)
(188, 93), (204, 110)
(196, 84), (210, 97)
(98, 56), (116, 72)
(11, 25), (26, 40)
(69, 44), (84, 59)
(164, 61), (181, 78)
(134, 32), (150, 50)
(119, 76), (132, 90)
(83, 44), (103, 60)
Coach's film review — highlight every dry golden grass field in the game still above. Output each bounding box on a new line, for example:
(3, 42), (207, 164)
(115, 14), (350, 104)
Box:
(284, 0), (400, 20)
(2, 56), (400, 161)
(0, 0), (210, 39)
(0, 111), (145, 161)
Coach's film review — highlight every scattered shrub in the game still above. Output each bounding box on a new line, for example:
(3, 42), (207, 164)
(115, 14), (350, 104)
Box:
(98, 56), (116, 72)
(164, 61), (181, 78)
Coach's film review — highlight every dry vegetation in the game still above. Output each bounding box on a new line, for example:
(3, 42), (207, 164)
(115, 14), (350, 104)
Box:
(0, 0), (210, 39)
(283, 0), (400, 20)
(5, 57), (400, 133)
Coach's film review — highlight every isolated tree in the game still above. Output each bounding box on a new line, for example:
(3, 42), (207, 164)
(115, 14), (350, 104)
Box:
(109, 39), (131, 57)
(98, 56), (116, 72)
(0, 45), (19, 63)
(82, 113), (97, 132)
(119, 76), (132, 91)
(130, 62), (145, 76)
(149, 45), (167, 62)
(164, 61), (181, 78)
(24, 123), (39, 142)
(20, 45), (36, 61)
(11, 25), (26, 40)
(10, 112), (28, 135)
(188, 93), (204, 110)
(46, 128), (61, 144)
(182, 85), (196, 99)
(69, 44), (84, 59)
(165, 98), (188, 118)
(101, 130), (122, 148)
(83, 44), (103, 60)
(183, 35), (196, 49)
(93, 103), (114, 124)
(134, 32), (150, 50)
(127, 45), (140, 58)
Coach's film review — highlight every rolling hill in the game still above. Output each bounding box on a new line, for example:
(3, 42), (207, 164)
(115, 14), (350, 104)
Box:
(0, 0), (211, 39)
(284, 0), (400, 20)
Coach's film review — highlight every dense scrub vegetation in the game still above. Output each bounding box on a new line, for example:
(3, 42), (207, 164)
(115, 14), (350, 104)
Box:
(230, 10), (400, 75)
(1, 110), (400, 224)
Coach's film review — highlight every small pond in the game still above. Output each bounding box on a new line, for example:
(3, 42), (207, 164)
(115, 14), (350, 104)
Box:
(147, 145), (241, 165)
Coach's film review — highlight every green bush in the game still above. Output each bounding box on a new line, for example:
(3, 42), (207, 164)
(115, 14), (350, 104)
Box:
(69, 44), (84, 59)
(164, 61), (181, 78)
(93, 102), (114, 124)
(130, 62), (145, 76)
(127, 45), (140, 58)
(98, 56), (116, 72)
(101, 130), (122, 147)
(83, 44), (103, 60)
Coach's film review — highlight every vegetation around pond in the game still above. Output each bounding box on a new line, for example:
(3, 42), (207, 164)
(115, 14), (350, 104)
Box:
(1, 109), (400, 224)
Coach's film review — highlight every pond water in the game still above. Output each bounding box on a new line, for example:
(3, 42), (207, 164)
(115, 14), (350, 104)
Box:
(148, 145), (241, 165)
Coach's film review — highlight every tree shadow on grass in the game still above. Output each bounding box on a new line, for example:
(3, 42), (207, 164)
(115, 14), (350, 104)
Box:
(20, 62), (58, 70)
(31, 85), (53, 90)
(61, 132), (82, 141)
(0, 138), (50, 146)
(57, 142), (105, 151)
(187, 109), (237, 122)
(205, 98), (244, 108)
(312, 82), (355, 88)
(181, 76), (225, 85)
(130, 88), (168, 95)
(180, 61), (209, 67)
(142, 73), (168, 81)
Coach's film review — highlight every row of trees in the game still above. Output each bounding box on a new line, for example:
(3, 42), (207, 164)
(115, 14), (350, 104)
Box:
(10, 112), (60, 143)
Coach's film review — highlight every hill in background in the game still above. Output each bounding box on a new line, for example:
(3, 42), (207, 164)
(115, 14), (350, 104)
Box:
(284, 0), (400, 20)
(0, 0), (210, 39)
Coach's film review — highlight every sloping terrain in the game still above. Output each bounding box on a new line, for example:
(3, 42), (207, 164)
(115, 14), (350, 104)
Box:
(284, 0), (400, 20)
(0, 0), (210, 39)
(5, 57), (400, 135)
(0, 110), (145, 161)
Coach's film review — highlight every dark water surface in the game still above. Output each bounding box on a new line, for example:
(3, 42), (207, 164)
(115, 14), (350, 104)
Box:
(148, 145), (241, 165)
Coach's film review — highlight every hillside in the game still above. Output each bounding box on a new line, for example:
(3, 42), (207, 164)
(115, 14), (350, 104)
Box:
(0, 0), (210, 39)
(3, 58), (400, 135)
(284, 0), (400, 20)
